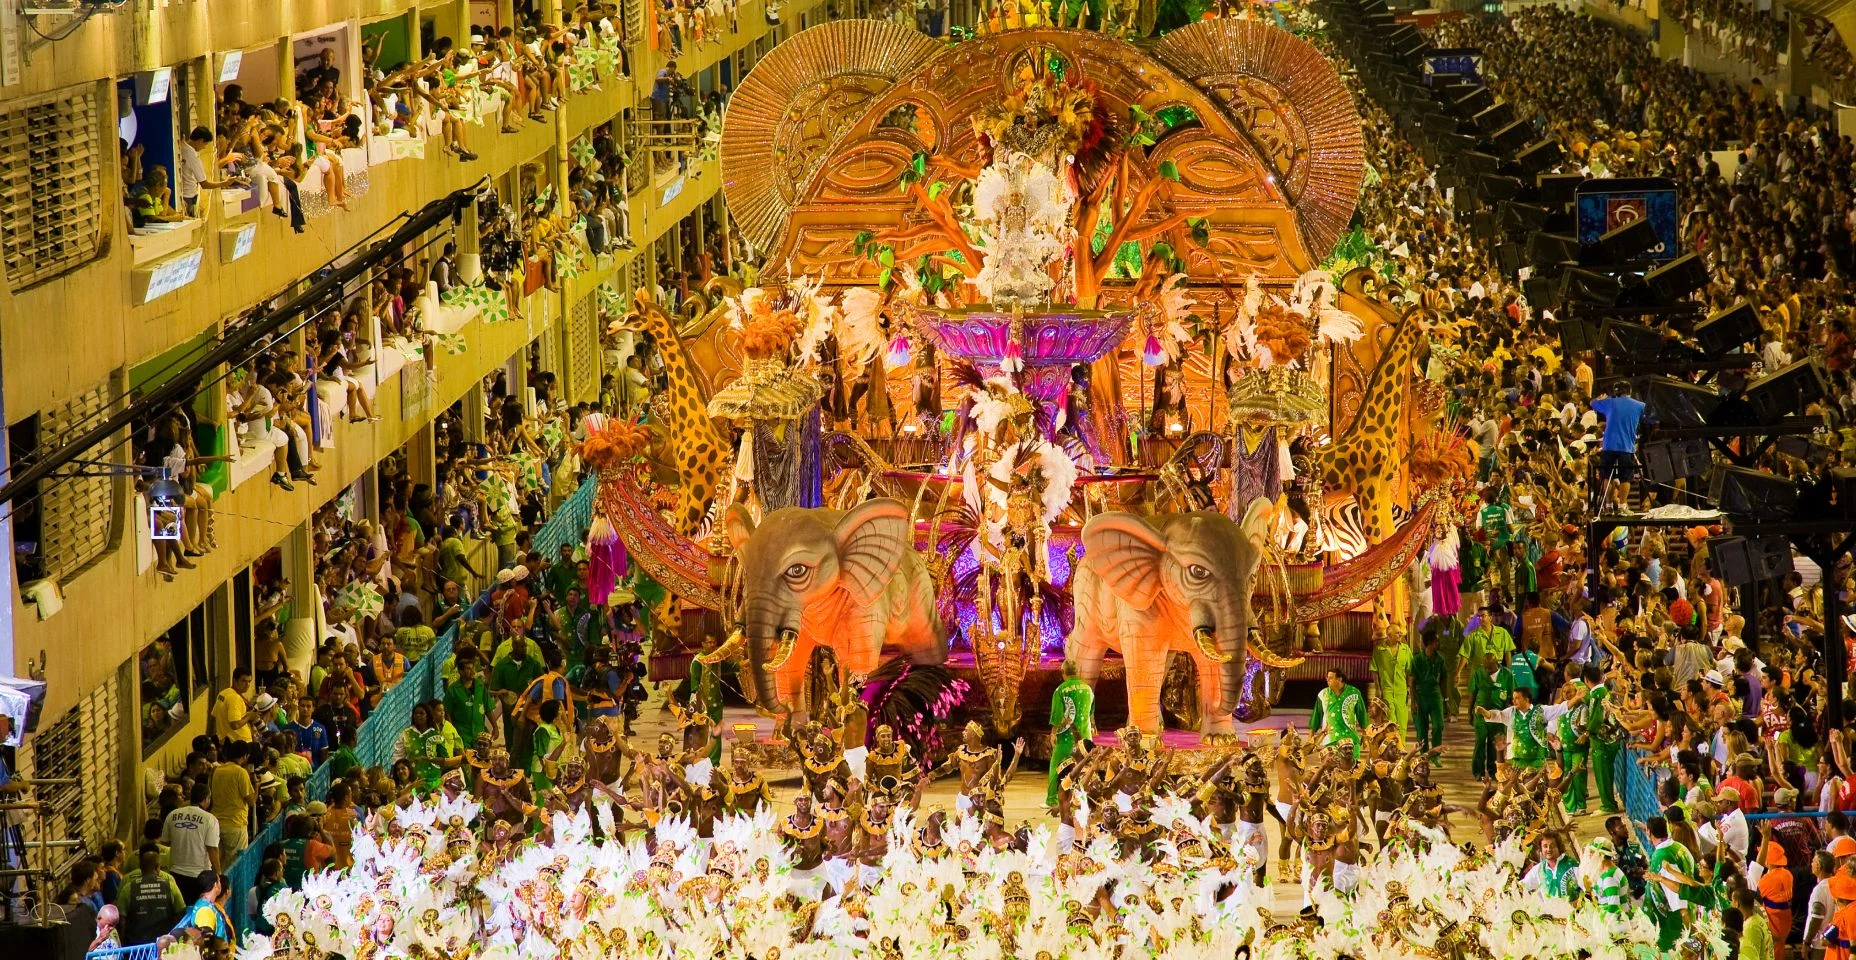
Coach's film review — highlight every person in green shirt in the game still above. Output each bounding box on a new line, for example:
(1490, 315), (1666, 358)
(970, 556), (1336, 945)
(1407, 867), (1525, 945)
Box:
(1476, 684), (1571, 771)
(394, 607), (437, 663)
(445, 654), (494, 753)
(490, 635), (545, 770)
(1369, 630), (1412, 739)
(544, 543), (579, 601)
(530, 698), (566, 794)
(1459, 606), (1516, 691)
(1645, 815), (1697, 950)
(1411, 626), (1448, 762)
(1582, 663), (1624, 814)
(1047, 659), (1095, 807)
(686, 635), (726, 765)
(1735, 885), (1776, 960)
(1309, 670), (1367, 759)
(436, 526), (478, 589)
(328, 727), (361, 782)
(1585, 837), (1628, 915)
(1468, 652), (1514, 781)
(396, 702), (453, 793)
(1555, 678), (1590, 814)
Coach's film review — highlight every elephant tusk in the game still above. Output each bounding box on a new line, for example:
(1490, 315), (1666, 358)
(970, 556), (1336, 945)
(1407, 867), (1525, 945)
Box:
(1193, 627), (1234, 664)
(697, 627), (746, 665)
(1249, 640), (1306, 670)
(766, 627), (801, 671)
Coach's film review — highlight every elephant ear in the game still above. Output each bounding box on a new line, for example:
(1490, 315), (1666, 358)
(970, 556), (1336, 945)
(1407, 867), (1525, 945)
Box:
(1081, 512), (1168, 611)
(725, 503), (758, 553)
(834, 499), (911, 605)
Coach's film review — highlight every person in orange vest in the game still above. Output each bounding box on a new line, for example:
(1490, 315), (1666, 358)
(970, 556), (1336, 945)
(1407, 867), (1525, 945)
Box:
(1756, 837), (1794, 960)
(1823, 869), (1856, 960)
(522, 646), (577, 727)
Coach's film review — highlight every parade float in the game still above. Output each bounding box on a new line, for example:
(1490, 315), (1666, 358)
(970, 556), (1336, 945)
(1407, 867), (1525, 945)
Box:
(588, 15), (1470, 746)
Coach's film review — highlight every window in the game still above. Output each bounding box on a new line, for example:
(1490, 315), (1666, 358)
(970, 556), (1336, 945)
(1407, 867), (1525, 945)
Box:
(138, 629), (186, 754)
(9, 377), (119, 588)
(139, 600), (213, 755)
(0, 85), (105, 288)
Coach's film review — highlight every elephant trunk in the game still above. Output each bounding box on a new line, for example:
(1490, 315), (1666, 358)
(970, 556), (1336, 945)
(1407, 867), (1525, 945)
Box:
(1189, 597), (1250, 717)
(742, 596), (801, 712)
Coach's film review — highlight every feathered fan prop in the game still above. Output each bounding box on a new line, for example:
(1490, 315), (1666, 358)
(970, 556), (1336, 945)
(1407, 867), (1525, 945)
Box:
(859, 657), (970, 765)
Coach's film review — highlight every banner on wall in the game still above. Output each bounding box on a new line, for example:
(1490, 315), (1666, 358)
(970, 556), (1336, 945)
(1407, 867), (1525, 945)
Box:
(1574, 177), (1681, 262)
(1422, 48), (1483, 86)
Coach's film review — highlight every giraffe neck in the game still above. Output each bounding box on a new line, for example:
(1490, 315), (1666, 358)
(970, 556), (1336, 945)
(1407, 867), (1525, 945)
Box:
(640, 309), (717, 441)
(1332, 313), (1422, 456)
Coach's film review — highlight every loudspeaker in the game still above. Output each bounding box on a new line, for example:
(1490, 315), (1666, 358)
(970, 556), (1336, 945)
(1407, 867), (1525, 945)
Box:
(1755, 537), (1794, 579)
(1694, 300), (1760, 356)
(1560, 266), (1622, 305)
(1600, 318), (1664, 359)
(1707, 536), (1759, 586)
(1496, 242), (1524, 276)
(1516, 139), (1565, 175)
(1488, 118), (1533, 154)
(1639, 376), (1722, 427)
(1527, 231), (1580, 265)
(1640, 438), (1710, 483)
(1746, 358), (1829, 423)
(1476, 174), (1524, 202)
(1645, 253), (1708, 303)
(1595, 216), (1659, 264)
(1536, 173), (1584, 206)
(1710, 465), (1798, 520)
(1472, 100), (1515, 133)
(1503, 201), (1551, 234)
(1452, 85), (1495, 114)
(1457, 150), (1503, 176)
(1558, 318), (1602, 355)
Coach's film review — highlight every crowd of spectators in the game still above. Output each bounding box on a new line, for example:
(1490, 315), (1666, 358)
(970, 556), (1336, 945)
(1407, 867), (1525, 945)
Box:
(1660, 0), (1787, 74)
(101, 371), (597, 956)
(1798, 14), (1856, 99)
(1308, 4), (1856, 954)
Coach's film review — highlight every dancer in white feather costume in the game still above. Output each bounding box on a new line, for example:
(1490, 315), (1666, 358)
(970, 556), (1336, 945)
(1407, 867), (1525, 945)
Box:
(236, 784), (1715, 960)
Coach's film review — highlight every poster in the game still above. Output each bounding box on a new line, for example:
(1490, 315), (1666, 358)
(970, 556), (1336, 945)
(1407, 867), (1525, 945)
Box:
(1574, 177), (1681, 261)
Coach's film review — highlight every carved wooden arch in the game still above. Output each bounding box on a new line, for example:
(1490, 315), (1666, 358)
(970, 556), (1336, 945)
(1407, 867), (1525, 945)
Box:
(722, 22), (1364, 287)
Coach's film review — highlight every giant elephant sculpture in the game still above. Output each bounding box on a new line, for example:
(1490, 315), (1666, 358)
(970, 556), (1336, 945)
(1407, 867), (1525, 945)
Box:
(722, 498), (947, 720)
(1069, 499), (1303, 735)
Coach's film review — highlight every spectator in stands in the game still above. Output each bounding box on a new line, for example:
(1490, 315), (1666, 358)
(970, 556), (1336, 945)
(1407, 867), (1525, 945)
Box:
(162, 782), (219, 904)
(208, 741), (255, 864)
(177, 127), (247, 218)
(212, 667), (255, 743)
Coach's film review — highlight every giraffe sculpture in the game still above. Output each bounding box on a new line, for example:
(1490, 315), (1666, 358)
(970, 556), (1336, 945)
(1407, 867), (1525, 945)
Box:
(613, 290), (729, 536)
(1314, 292), (1429, 546)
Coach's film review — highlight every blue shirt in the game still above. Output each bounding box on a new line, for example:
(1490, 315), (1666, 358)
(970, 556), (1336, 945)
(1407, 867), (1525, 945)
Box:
(287, 720), (329, 763)
(1591, 395), (1646, 453)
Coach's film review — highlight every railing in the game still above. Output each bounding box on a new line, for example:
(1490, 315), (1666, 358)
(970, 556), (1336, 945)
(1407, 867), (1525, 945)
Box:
(84, 945), (159, 960)
(147, 478), (601, 942)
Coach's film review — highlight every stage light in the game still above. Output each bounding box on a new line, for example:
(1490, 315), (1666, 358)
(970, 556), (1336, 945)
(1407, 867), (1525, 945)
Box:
(1693, 301), (1760, 356)
(1645, 252), (1708, 303)
(1745, 358), (1829, 423)
(1709, 465), (1798, 520)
